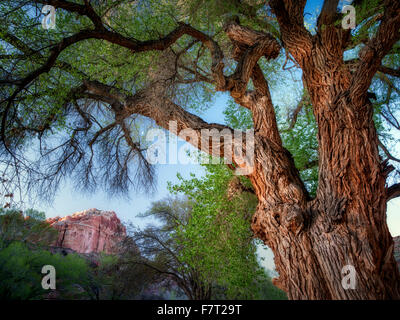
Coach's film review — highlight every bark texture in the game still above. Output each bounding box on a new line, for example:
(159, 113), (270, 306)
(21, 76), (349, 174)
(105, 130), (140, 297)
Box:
(82, 3), (400, 299)
(3, 0), (400, 300)
(248, 0), (400, 299)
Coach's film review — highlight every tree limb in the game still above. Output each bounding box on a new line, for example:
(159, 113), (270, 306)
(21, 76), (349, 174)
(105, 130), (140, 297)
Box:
(268, 0), (313, 67)
(350, 0), (400, 102)
(387, 183), (400, 202)
(82, 80), (248, 168)
(378, 139), (400, 164)
(317, 0), (340, 29)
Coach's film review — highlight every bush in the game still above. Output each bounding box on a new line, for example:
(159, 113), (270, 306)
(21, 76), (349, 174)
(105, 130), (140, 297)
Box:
(0, 241), (90, 300)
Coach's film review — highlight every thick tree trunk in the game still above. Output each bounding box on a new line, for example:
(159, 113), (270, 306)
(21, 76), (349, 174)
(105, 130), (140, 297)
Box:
(242, 3), (400, 296)
(82, 14), (400, 300)
(252, 198), (400, 299)
(250, 94), (400, 299)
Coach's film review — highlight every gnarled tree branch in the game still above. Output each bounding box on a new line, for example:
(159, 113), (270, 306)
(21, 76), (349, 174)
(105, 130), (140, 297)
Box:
(350, 0), (400, 101)
(387, 183), (400, 202)
(269, 0), (313, 67)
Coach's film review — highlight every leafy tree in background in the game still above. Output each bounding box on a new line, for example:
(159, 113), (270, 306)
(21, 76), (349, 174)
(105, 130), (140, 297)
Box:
(83, 248), (156, 300)
(0, 208), (57, 248)
(133, 166), (286, 300)
(0, 209), (90, 300)
(131, 197), (213, 300)
(0, 0), (400, 299)
(169, 164), (287, 300)
(0, 240), (91, 299)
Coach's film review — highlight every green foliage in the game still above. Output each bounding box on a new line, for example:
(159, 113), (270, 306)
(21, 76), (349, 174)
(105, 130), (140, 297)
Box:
(0, 209), (90, 299)
(255, 269), (288, 300)
(0, 241), (90, 300)
(278, 104), (319, 197)
(168, 164), (286, 299)
(0, 208), (57, 248)
(178, 0), (280, 38)
(0, 208), (152, 300)
(82, 250), (154, 300)
(2, 0), (399, 199)
(223, 98), (254, 130)
(350, 0), (383, 48)
(1, 0), (399, 300)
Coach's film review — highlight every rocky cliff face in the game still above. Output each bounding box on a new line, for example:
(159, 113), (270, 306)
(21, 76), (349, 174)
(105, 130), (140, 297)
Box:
(47, 209), (126, 254)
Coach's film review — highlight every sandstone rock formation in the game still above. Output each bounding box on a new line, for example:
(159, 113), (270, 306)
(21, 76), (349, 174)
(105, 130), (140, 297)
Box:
(47, 209), (126, 254)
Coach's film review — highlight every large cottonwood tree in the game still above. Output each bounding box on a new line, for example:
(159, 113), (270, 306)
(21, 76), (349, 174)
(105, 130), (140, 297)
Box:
(1, 0), (400, 299)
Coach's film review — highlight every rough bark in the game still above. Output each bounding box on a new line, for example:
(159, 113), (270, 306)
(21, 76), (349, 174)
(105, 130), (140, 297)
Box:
(84, 6), (400, 299)
(3, 0), (400, 300)
(249, 0), (400, 300)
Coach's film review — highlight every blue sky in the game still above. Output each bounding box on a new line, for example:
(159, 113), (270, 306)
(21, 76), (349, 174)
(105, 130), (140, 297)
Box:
(37, 91), (400, 237)
(35, 96), (227, 228)
(34, 0), (400, 271)
(35, 93), (400, 272)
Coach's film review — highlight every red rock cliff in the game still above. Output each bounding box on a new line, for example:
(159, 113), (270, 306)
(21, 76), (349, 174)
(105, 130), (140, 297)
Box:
(47, 209), (126, 254)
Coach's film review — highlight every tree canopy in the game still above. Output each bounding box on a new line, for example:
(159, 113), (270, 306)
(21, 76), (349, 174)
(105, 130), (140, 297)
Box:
(0, 0), (398, 203)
